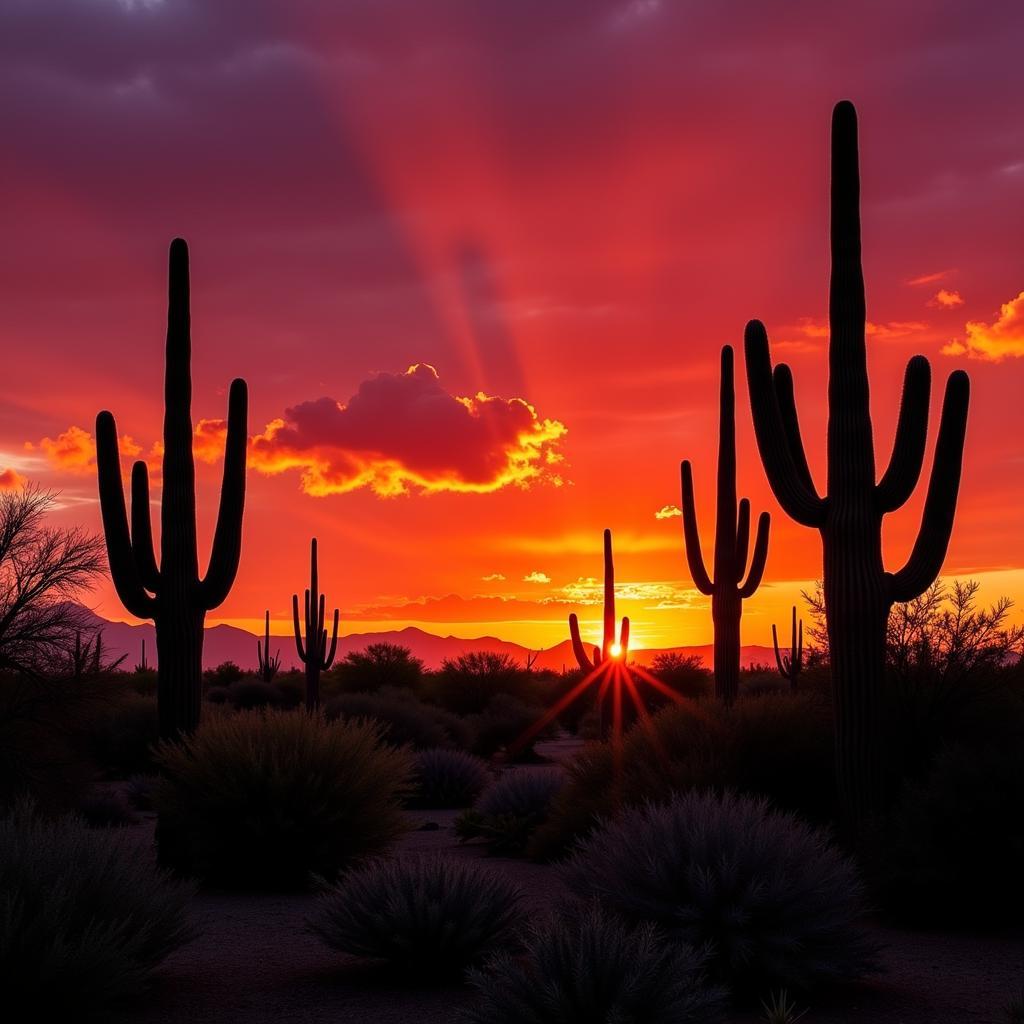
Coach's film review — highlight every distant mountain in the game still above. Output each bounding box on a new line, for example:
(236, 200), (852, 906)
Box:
(74, 605), (777, 673)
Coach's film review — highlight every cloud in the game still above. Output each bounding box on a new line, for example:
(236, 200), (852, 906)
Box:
(481, 572), (506, 581)
(559, 578), (701, 609)
(791, 317), (928, 342)
(931, 289), (964, 309)
(523, 571), (551, 584)
(655, 504), (681, 520)
(0, 468), (25, 490)
(943, 291), (1024, 360)
(250, 363), (567, 497)
(193, 418), (230, 463)
(907, 270), (953, 286)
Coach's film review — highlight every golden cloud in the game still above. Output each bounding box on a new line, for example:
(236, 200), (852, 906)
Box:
(0, 468), (25, 491)
(931, 289), (964, 309)
(943, 291), (1024, 361)
(522, 571), (551, 584)
(655, 504), (681, 520)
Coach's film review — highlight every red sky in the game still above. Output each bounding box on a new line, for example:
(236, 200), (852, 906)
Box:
(1, 0), (1023, 650)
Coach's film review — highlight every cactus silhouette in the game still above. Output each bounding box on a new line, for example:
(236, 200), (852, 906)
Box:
(744, 102), (970, 829)
(681, 345), (770, 704)
(292, 538), (339, 711)
(257, 609), (281, 682)
(136, 637), (149, 674)
(97, 239), (248, 739)
(568, 529), (629, 672)
(772, 606), (803, 690)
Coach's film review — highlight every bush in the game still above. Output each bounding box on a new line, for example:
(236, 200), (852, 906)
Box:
(154, 710), (413, 887)
(89, 693), (160, 777)
(410, 748), (490, 808)
(309, 856), (523, 977)
(205, 685), (230, 704)
(227, 678), (280, 710)
(463, 905), (725, 1024)
(649, 652), (713, 701)
(565, 791), (877, 993)
(333, 643), (425, 693)
(77, 786), (138, 827)
(0, 802), (195, 1012)
(876, 742), (1024, 923)
(457, 770), (563, 855)
(125, 773), (156, 811)
(466, 694), (548, 759)
(431, 652), (529, 715)
(204, 661), (244, 688)
(324, 688), (470, 750)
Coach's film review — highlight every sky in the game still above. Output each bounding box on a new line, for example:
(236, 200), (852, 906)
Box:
(1, 0), (1023, 651)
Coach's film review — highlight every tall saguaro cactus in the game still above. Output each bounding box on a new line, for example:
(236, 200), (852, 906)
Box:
(292, 538), (339, 711)
(681, 345), (771, 704)
(772, 606), (803, 690)
(568, 528), (629, 671)
(744, 102), (970, 830)
(257, 610), (281, 682)
(97, 239), (248, 739)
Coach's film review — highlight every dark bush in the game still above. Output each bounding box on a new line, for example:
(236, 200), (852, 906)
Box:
(309, 856), (523, 977)
(410, 748), (490, 808)
(227, 678), (280, 710)
(649, 652), (713, 701)
(0, 801), (194, 1012)
(154, 710), (412, 887)
(466, 694), (548, 759)
(204, 660), (244, 688)
(125, 773), (157, 812)
(205, 685), (230, 704)
(88, 693), (160, 777)
(430, 652), (529, 715)
(333, 643), (425, 693)
(78, 786), (139, 827)
(876, 742), (1024, 923)
(457, 770), (564, 855)
(566, 791), (877, 993)
(463, 905), (725, 1024)
(274, 677), (304, 708)
(324, 687), (470, 750)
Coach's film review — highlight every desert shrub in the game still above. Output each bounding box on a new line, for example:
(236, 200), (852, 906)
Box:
(649, 652), (713, 701)
(204, 660), (244, 688)
(205, 685), (230, 704)
(227, 678), (280, 710)
(0, 801), (195, 1012)
(463, 904), (725, 1024)
(457, 770), (563, 855)
(125, 773), (156, 811)
(333, 643), (425, 693)
(324, 687), (469, 750)
(466, 694), (548, 759)
(410, 748), (490, 808)
(274, 677), (304, 708)
(78, 786), (138, 827)
(89, 693), (160, 777)
(430, 652), (529, 715)
(154, 710), (412, 887)
(565, 791), (877, 993)
(876, 742), (1024, 923)
(309, 856), (523, 977)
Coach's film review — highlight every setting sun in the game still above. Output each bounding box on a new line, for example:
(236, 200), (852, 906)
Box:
(610, 642), (623, 658)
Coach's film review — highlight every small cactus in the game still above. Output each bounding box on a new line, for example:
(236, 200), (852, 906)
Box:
(772, 606), (803, 690)
(257, 610), (281, 683)
(292, 538), (339, 711)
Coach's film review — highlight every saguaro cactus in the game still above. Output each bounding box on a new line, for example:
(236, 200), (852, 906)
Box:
(568, 528), (629, 671)
(97, 239), (248, 739)
(744, 101), (970, 829)
(257, 610), (281, 682)
(292, 538), (339, 711)
(772, 606), (803, 690)
(681, 345), (770, 704)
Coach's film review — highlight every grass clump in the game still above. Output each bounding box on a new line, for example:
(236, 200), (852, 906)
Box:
(457, 770), (563, 855)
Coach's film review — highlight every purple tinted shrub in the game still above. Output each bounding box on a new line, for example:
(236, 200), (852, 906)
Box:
(456, 770), (564, 855)
(410, 748), (490, 809)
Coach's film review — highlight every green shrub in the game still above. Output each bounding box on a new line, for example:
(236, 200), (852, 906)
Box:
(410, 748), (490, 808)
(154, 710), (412, 887)
(0, 802), (194, 1011)
(566, 791), (877, 993)
(309, 856), (523, 977)
(324, 687), (470, 750)
(89, 693), (160, 777)
(876, 742), (1024, 923)
(457, 770), (563, 855)
(463, 905), (725, 1024)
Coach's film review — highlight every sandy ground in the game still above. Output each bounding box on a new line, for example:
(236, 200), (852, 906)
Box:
(109, 738), (1024, 1024)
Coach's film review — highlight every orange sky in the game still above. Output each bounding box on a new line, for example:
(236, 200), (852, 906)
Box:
(1, 1), (1022, 650)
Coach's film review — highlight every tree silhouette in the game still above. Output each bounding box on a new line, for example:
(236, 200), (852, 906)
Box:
(681, 345), (770, 704)
(743, 102), (970, 830)
(97, 238), (248, 738)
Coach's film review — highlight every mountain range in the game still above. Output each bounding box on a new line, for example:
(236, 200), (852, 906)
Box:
(73, 606), (777, 673)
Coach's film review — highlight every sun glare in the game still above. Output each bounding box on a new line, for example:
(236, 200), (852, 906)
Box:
(610, 642), (623, 658)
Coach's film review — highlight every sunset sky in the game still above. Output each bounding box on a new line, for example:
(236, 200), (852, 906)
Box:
(1, 0), (1023, 651)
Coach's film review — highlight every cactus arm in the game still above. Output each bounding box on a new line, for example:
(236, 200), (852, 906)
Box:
(96, 412), (157, 619)
(322, 608), (340, 669)
(744, 321), (827, 527)
(197, 378), (248, 609)
(888, 370), (970, 603)
(795, 615), (803, 670)
(292, 592), (307, 662)
(568, 613), (595, 672)
(680, 461), (714, 594)
(772, 623), (788, 677)
(772, 364), (819, 498)
(602, 528), (615, 658)
(738, 511), (770, 598)
(734, 498), (750, 582)
(619, 616), (630, 656)
(129, 461), (161, 593)
(876, 356), (931, 513)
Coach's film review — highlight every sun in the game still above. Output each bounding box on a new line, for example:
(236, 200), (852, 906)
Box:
(609, 642), (623, 658)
